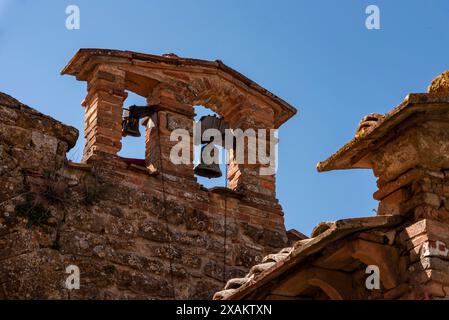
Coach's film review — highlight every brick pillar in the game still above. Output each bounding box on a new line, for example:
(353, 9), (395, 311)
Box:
(226, 107), (279, 209)
(82, 64), (127, 162)
(371, 119), (449, 298)
(145, 84), (194, 178)
(372, 124), (449, 219)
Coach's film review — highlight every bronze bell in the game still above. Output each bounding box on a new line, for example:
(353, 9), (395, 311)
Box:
(194, 144), (222, 179)
(198, 115), (229, 145)
(122, 108), (142, 137)
(122, 105), (156, 137)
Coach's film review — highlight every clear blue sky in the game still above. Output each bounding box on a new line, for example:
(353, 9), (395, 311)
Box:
(1, 0), (449, 235)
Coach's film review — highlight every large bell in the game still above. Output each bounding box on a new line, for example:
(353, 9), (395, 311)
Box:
(194, 144), (222, 179)
(198, 115), (229, 145)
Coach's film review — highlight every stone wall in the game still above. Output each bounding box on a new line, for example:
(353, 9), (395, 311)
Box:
(217, 73), (449, 300)
(0, 92), (289, 299)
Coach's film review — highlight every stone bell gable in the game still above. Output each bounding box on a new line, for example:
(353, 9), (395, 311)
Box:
(0, 49), (296, 299)
(61, 49), (296, 199)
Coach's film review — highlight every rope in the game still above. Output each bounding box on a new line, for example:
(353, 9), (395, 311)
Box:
(223, 149), (228, 284)
(155, 110), (177, 299)
(219, 75), (228, 284)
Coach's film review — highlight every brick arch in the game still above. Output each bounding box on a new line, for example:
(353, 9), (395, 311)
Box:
(350, 239), (400, 290)
(308, 278), (346, 300)
(145, 75), (277, 194)
(146, 74), (271, 127)
(270, 267), (353, 299)
(190, 81), (275, 129)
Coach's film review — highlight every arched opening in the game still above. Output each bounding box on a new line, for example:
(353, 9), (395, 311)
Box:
(270, 267), (352, 300)
(295, 285), (332, 300)
(194, 105), (228, 188)
(308, 279), (344, 300)
(118, 91), (147, 161)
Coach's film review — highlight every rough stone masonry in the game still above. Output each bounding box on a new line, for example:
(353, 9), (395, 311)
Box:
(0, 49), (297, 299)
(213, 71), (449, 300)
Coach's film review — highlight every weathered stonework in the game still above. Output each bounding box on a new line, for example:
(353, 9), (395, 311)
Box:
(0, 49), (296, 299)
(8, 49), (449, 301)
(215, 71), (449, 300)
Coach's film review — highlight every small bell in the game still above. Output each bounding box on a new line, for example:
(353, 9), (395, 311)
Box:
(194, 144), (222, 179)
(122, 109), (141, 137)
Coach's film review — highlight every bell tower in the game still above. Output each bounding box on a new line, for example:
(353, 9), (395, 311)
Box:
(60, 49), (297, 299)
(62, 49), (296, 200)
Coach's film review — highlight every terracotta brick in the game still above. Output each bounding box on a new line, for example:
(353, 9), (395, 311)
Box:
(374, 169), (424, 201)
(384, 283), (411, 300)
(377, 188), (409, 215)
(402, 219), (427, 240)
(421, 281), (445, 298)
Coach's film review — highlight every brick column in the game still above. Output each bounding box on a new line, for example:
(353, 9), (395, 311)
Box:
(371, 120), (449, 298)
(372, 124), (449, 220)
(145, 84), (194, 178)
(82, 64), (127, 162)
(226, 108), (279, 209)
